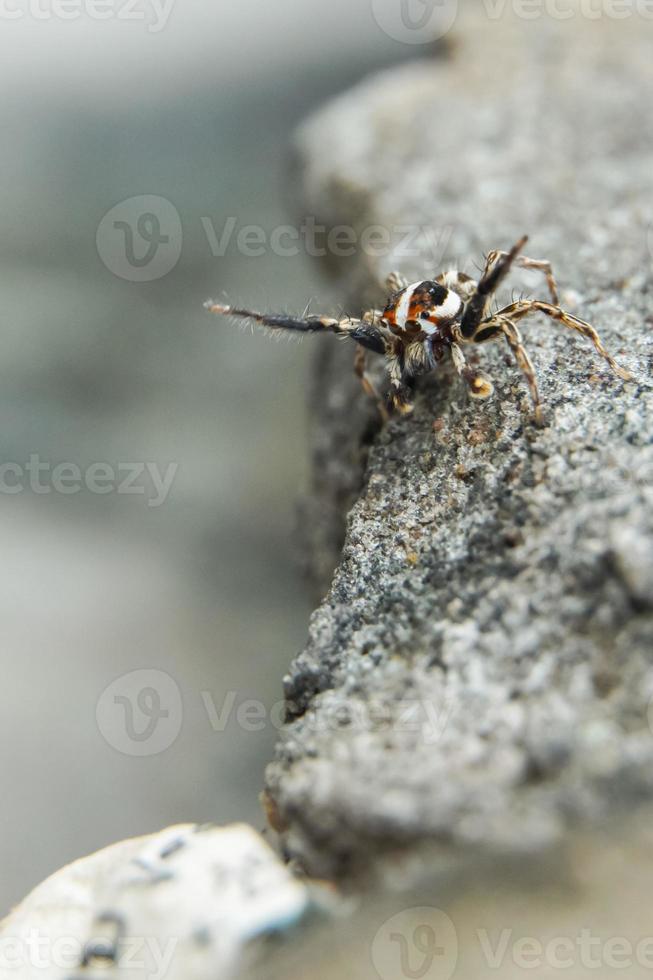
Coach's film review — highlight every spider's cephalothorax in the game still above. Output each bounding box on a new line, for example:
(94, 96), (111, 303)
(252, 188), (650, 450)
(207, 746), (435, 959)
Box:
(205, 236), (631, 425)
(383, 280), (463, 340)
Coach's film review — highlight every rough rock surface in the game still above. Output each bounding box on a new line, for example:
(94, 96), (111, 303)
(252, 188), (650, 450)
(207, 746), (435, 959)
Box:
(266, 10), (653, 878)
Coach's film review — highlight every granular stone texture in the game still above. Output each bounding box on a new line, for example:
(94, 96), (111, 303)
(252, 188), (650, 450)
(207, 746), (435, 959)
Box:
(266, 9), (653, 878)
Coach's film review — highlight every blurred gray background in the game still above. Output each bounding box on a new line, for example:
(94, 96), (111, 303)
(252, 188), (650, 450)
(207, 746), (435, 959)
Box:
(0, 0), (427, 916)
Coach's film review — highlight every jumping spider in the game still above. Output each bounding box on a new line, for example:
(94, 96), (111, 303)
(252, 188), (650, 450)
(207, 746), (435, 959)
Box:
(205, 235), (631, 425)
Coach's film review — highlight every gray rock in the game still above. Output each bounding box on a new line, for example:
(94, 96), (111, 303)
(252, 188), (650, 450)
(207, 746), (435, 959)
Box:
(266, 10), (653, 879)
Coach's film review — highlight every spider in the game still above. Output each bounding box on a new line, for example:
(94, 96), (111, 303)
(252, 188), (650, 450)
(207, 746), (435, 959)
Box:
(205, 236), (631, 425)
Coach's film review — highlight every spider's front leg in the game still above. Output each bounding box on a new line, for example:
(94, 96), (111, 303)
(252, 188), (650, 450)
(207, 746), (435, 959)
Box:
(484, 249), (560, 305)
(460, 235), (528, 339)
(207, 299), (396, 421)
(205, 301), (387, 355)
(206, 300), (350, 336)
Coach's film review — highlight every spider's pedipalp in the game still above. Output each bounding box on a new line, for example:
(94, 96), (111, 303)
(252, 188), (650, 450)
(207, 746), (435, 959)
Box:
(450, 342), (494, 401)
(386, 350), (415, 414)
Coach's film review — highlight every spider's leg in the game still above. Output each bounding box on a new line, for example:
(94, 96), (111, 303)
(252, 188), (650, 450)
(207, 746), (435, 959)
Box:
(450, 342), (495, 401)
(362, 308), (386, 324)
(517, 257), (559, 305)
(488, 300), (632, 380)
(460, 235), (528, 339)
(484, 251), (559, 304)
(205, 300), (348, 335)
(205, 301), (387, 354)
(472, 318), (543, 424)
(354, 346), (389, 421)
(385, 271), (409, 293)
(437, 270), (478, 302)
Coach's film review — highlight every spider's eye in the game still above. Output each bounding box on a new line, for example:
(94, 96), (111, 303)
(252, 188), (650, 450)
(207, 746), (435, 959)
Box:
(427, 282), (449, 305)
(421, 311), (431, 320)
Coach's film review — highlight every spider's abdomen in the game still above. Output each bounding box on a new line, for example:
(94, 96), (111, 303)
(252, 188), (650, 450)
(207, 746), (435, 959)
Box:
(383, 280), (462, 339)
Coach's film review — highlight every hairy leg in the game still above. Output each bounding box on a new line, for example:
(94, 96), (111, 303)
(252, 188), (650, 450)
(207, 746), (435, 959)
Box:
(487, 299), (631, 380)
(205, 301), (387, 354)
(492, 319), (543, 425)
(460, 235), (529, 339)
(385, 271), (409, 293)
(354, 346), (389, 421)
(484, 250), (559, 304)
